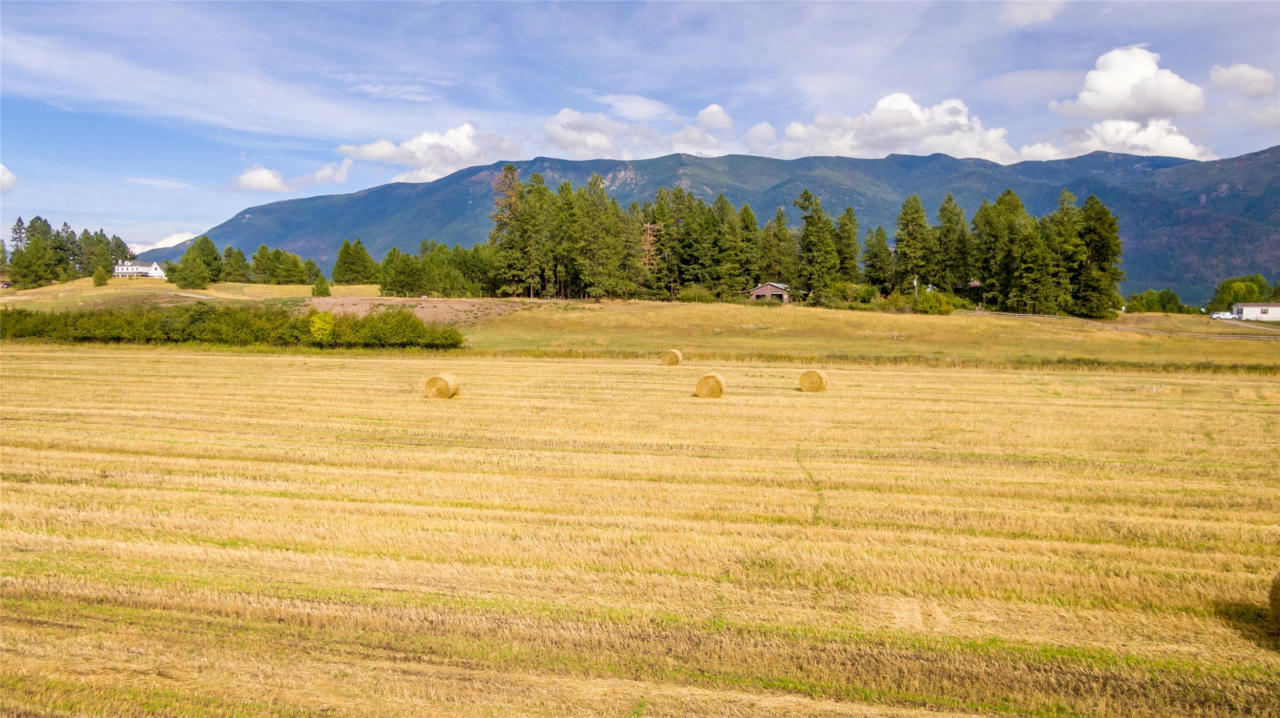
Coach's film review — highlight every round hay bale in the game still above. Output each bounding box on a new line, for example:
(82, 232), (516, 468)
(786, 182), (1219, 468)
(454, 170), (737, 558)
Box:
(694, 373), (725, 398)
(1271, 571), (1280, 630)
(661, 349), (683, 366)
(799, 369), (829, 393)
(425, 373), (460, 399)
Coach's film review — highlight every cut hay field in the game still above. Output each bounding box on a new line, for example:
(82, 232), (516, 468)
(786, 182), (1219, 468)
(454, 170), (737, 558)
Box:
(2, 344), (1277, 716)
(467, 301), (1280, 369)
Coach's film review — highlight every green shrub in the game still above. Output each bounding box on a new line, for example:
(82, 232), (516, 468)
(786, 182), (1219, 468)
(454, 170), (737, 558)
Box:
(93, 266), (110, 287)
(806, 288), (849, 309)
(874, 291), (913, 313)
(676, 284), (717, 303)
(913, 291), (956, 315)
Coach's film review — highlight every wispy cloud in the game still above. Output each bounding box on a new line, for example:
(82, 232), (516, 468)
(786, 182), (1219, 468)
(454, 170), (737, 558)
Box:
(0, 26), (458, 141)
(1210, 64), (1277, 99)
(350, 83), (436, 103)
(594, 94), (676, 122)
(130, 230), (196, 254)
(127, 176), (193, 190)
(999, 1), (1065, 28)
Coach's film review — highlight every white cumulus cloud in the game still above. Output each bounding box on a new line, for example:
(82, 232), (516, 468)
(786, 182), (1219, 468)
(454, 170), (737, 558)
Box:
(0, 162), (15, 192)
(233, 164), (290, 192)
(1022, 119), (1215, 161)
(300, 158), (352, 186)
(1018, 142), (1063, 161)
(543, 108), (627, 159)
(669, 124), (720, 155)
(777, 93), (1020, 163)
(696, 103), (734, 130)
(339, 122), (518, 182)
(1210, 64), (1277, 99)
(743, 122), (778, 154)
(1051, 47), (1204, 120)
(232, 158), (354, 192)
(1000, 1), (1065, 28)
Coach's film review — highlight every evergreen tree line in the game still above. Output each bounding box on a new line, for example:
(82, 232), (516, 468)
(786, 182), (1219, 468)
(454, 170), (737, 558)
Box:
(5, 216), (135, 289)
(169, 235), (324, 290)
(1125, 275), (1278, 314)
(328, 238), (499, 298)
(481, 165), (1127, 318)
(1124, 289), (1198, 314)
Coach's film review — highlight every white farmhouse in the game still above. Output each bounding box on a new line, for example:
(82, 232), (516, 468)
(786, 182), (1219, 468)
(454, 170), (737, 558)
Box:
(1231, 302), (1280, 321)
(113, 261), (167, 279)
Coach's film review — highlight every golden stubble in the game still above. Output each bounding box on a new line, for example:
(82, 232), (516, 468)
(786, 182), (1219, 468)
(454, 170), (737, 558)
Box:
(1, 344), (1277, 716)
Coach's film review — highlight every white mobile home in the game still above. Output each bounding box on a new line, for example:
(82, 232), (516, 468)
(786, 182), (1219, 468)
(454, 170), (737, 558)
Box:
(1231, 302), (1280, 321)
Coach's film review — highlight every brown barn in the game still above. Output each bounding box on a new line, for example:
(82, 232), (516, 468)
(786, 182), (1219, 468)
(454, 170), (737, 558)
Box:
(746, 282), (792, 303)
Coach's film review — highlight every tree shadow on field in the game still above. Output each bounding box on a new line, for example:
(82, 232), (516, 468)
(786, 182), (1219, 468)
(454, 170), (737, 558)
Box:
(1213, 602), (1279, 652)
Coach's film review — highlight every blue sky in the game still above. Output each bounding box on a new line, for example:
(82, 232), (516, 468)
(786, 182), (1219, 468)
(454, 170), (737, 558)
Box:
(2, 1), (1278, 252)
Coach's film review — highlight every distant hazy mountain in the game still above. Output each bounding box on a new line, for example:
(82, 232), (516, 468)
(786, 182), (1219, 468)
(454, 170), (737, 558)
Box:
(143, 146), (1280, 304)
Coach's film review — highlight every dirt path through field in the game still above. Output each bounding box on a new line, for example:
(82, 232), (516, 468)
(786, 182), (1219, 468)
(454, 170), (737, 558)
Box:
(307, 297), (532, 326)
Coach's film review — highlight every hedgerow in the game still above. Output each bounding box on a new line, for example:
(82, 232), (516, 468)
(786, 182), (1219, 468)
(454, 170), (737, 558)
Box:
(0, 304), (463, 349)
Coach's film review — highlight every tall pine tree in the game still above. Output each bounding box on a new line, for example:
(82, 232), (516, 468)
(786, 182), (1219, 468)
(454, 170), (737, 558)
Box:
(1039, 190), (1086, 312)
(738, 204), (760, 284)
(794, 190), (838, 295)
(711, 194), (748, 295)
(935, 194), (970, 293)
(9, 217), (26, 252)
(862, 227), (894, 294)
(1073, 194), (1125, 318)
(222, 246), (250, 282)
(893, 194), (933, 294)
(754, 208), (791, 285)
(188, 235), (223, 282)
(834, 207), (860, 283)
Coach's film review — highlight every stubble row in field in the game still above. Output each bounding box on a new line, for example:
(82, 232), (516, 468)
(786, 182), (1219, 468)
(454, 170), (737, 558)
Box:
(1, 344), (1277, 716)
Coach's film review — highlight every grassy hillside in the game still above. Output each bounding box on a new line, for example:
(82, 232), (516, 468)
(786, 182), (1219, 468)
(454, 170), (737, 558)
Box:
(2, 345), (1276, 715)
(139, 148), (1279, 303)
(0, 277), (380, 311)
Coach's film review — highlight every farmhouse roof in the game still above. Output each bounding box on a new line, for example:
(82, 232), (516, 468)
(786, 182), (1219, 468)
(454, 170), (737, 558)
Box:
(749, 282), (790, 291)
(1232, 302), (1280, 307)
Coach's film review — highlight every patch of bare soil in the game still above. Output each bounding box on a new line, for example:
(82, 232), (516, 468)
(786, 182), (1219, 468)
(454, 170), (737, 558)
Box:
(306, 297), (530, 326)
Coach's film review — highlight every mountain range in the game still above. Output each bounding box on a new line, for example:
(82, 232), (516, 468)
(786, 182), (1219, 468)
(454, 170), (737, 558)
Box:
(143, 146), (1280, 304)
